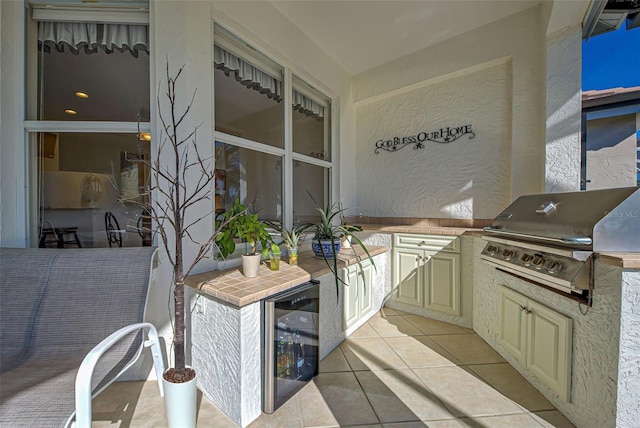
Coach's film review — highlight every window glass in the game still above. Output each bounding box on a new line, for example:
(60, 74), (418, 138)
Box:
(293, 77), (330, 160)
(34, 132), (151, 248)
(37, 32), (149, 121)
(215, 142), (283, 222)
(293, 161), (329, 224)
(31, 20), (152, 248)
(214, 52), (283, 149)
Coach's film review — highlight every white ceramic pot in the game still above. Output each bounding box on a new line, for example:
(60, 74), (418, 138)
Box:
(162, 369), (197, 428)
(241, 253), (262, 277)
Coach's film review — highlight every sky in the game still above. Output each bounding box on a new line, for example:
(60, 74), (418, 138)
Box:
(582, 21), (640, 90)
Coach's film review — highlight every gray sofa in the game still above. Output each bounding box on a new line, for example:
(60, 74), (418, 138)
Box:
(0, 247), (164, 427)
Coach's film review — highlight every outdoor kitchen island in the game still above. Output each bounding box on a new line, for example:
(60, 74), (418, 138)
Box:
(185, 246), (388, 427)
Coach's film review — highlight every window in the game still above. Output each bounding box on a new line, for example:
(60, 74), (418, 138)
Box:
(27, 12), (151, 248)
(213, 25), (333, 228)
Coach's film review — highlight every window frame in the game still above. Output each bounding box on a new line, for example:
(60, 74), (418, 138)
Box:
(213, 25), (336, 231)
(25, 3), (152, 248)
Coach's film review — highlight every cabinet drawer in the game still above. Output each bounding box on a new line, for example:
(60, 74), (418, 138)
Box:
(394, 233), (459, 253)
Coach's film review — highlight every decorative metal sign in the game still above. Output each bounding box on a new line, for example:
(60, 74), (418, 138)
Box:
(374, 124), (475, 154)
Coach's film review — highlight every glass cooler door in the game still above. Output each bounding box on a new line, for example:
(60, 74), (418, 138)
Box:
(263, 280), (319, 413)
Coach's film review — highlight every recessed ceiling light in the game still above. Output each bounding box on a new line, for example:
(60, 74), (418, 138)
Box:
(75, 92), (89, 99)
(65, 109), (77, 115)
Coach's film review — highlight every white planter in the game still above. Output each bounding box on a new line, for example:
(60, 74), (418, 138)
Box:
(163, 369), (197, 428)
(241, 254), (262, 277)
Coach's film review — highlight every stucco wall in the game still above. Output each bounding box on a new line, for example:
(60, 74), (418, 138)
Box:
(355, 60), (512, 219)
(545, 25), (582, 193)
(616, 269), (640, 428)
(585, 114), (638, 190)
(353, 6), (546, 207)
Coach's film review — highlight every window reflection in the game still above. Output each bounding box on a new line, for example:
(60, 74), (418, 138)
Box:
(293, 161), (328, 224)
(215, 142), (282, 222)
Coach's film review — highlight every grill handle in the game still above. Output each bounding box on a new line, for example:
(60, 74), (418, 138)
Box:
(483, 227), (592, 246)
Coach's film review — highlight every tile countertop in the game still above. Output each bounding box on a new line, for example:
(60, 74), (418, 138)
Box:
(185, 245), (387, 308)
(357, 223), (639, 269)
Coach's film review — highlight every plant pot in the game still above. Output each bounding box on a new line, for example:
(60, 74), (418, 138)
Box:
(242, 253), (262, 277)
(312, 238), (341, 258)
(163, 368), (197, 428)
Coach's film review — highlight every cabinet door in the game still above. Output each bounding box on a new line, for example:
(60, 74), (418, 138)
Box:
(358, 260), (374, 317)
(393, 247), (424, 307)
(499, 286), (528, 366)
(527, 301), (572, 402)
(343, 265), (360, 329)
(424, 252), (460, 315)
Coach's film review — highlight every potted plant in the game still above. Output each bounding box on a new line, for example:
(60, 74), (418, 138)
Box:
(133, 62), (243, 427)
(304, 195), (375, 291)
(229, 199), (274, 277)
(270, 223), (309, 266)
(213, 198), (246, 268)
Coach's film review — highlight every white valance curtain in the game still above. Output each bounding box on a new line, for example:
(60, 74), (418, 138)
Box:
(38, 22), (148, 57)
(214, 45), (325, 118)
(214, 45), (282, 102)
(293, 91), (324, 119)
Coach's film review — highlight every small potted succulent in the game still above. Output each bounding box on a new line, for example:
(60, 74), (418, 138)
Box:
(272, 223), (309, 266)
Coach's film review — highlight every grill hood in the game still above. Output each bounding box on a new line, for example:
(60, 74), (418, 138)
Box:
(484, 187), (640, 252)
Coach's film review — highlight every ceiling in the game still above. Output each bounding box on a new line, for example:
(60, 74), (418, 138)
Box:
(270, 0), (542, 75)
(33, 0), (543, 76)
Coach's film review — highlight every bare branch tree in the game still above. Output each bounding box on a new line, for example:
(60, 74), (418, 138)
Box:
(122, 61), (244, 382)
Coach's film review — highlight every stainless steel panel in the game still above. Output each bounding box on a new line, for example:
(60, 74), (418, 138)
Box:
(263, 299), (276, 414)
(489, 187), (639, 250)
(481, 240), (592, 293)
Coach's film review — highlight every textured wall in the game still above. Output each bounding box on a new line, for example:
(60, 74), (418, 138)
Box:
(356, 62), (511, 219)
(354, 6), (546, 201)
(190, 296), (262, 427)
(616, 270), (640, 428)
(472, 236), (626, 428)
(585, 115), (638, 190)
(545, 26), (582, 193)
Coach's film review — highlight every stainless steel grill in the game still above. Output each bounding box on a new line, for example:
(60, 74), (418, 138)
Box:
(481, 187), (640, 296)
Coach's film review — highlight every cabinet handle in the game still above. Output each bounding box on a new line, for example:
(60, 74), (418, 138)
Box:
(416, 256), (422, 262)
(519, 305), (531, 314)
(418, 241), (426, 246)
(424, 255), (431, 261)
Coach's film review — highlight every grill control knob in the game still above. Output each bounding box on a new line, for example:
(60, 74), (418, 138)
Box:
(547, 261), (563, 274)
(520, 254), (533, 266)
(532, 256), (545, 270)
(486, 245), (499, 256)
(502, 249), (515, 261)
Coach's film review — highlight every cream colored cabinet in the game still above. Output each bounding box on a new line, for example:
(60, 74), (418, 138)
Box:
(392, 234), (460, 315)
(499, 286), (572, 402)
(343, 259), (373, 329)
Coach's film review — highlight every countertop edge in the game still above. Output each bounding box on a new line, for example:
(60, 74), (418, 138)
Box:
(597, 253), (640, 269)
(186, 245), (388, 308)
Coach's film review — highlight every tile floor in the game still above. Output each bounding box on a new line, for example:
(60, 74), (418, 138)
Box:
(93, 308), (576, 427)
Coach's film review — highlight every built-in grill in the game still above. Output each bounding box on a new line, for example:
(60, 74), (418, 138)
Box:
(481, 187), (640, 298)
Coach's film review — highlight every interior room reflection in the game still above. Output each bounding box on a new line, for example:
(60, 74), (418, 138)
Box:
(37, 132), (151, 248)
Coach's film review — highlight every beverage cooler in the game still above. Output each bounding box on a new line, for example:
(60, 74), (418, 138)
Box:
(262, 280), (319, 413)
